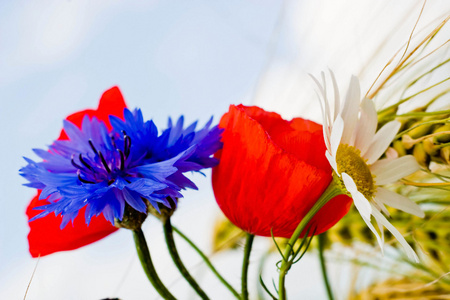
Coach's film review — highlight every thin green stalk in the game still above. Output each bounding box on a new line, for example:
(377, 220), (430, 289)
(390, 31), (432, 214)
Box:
(278, 178), (344, 300)
(395, 117), (450, 139)
(257, 250), (273, 300)
(163, 217), (209, 300)
(241, 233), (255, 300)
(396, 108), (450, 118)
(318, 233), (334, 300)
(172, 226), (240, 299)
(132, 228), (176, 300)
(378, 77), (450, 115)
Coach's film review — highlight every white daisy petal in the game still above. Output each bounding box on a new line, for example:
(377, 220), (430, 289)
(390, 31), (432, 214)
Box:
(371, 207), (419, 262)
(364, 120), (401, 165)
(311, 74), (332, 150)
(310, 74), (325, 98)
(374, 216), (385, 245)
(329, 70), (340, 119)
(343, 176), (383, 252)
(370, 155), (420, 185)
(354, 98), (377, 156)
(315, 90), (331, 151)
(340, 76), (361, 145)
(330, 114), (344, 158)
(325, 151), (339, 174)
(342, 173), (372, 220)
(361, 214), (384, 253)
(320, 73), (333, 134)
(375, 188), (424, 218)
(310, 74), (332, 125)
(372, 196), (390, 217)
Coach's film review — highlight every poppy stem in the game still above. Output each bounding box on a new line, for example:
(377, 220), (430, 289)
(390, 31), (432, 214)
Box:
(132, 228), (176, 300)
(163, 217), (210, 300)
(318, 232), (334, 300)
(241, 233), (255, 300)
(258, 249), (278, 300)
(172, 226), (241, 299)
(278, 178), (344, 300)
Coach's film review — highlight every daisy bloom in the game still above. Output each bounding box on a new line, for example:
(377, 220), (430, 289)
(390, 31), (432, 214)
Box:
(313, 72), (424, 261)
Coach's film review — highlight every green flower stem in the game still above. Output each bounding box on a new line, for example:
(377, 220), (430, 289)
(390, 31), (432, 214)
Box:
(163, 217), (210, 300)
(318, 233), (334, 300)
(278, 178), (344, 300)
(241, 233), (255, 300)
(257, 249), (273, 300)
(132, 228), (176, 300)
(172, 226), (241, 299)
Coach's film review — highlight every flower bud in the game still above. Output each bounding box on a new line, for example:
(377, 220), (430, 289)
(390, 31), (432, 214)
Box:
(408, 122), (432, 139)
(434, 124), (450, 143)
(402, 135), (416, 150)
(413, 142), (429, 168)
(393, 140), (407, 156)
(440, 145), (450, 165)
(423, 137), (439, 156)
(115, 204), (148, 230)
(147, 197), (177, 221)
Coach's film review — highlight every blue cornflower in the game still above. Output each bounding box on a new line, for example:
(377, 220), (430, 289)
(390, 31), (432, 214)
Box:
(110, 109), (223, 192)
(20, 110), (222, 228)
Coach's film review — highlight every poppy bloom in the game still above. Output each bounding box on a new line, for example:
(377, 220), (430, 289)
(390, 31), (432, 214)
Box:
(212, 105), (352, 238)
(23, 87), (125, 257)
(21, 87), (223, 257)
(313, 72), (423, 261)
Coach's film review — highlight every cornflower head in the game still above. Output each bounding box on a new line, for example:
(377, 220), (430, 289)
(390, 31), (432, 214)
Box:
(313, 71), (425, 262)
(20, 91), (222, 231)
(110, 109), (223, 192)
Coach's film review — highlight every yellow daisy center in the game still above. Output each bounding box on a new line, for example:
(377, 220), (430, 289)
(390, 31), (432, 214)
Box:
(336, 144), (376, 199)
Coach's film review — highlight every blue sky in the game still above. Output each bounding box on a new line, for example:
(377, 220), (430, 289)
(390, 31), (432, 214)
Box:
(1, 1), (448, 299)
(0, 1), (291, 299)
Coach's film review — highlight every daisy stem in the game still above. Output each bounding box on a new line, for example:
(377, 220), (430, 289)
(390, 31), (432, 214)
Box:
(241, 233), (255, 300)
(278, 178), (343, 300)
(172, 226), (241, 299)
(132, 228), (176, 300)
(318, 233), (334, 300)
(162, 217), (210, 300)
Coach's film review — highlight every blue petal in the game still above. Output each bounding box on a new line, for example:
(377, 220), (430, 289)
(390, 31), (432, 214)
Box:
(20, 107), (223, 227)
(120, 188), (147, 213)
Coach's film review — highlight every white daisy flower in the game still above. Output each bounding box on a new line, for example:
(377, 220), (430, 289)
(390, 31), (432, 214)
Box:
(312, 72), (425, 262)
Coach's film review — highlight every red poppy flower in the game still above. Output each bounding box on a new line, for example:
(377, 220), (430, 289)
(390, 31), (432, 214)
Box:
(212, 105), (352, 238)
(26, 87), (126, 257)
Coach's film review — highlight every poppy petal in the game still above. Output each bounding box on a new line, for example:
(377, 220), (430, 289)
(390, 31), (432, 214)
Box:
(58, 86), (126, 140)
(26, 87), (127, 257)
(212, 105), (351, 238)
(27, 192), (118, 257)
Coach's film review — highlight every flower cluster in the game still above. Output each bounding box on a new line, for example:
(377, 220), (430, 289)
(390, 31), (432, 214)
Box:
(20, 87), (222, 256)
